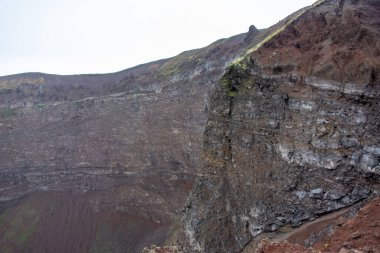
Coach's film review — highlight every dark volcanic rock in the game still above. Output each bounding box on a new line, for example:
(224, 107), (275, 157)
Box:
(0, 25), (269, 253)
(177, 0), (380, 252)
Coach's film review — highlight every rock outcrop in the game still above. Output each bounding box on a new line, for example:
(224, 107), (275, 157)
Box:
(177, 0), (380, 252)
(2, 1), (379, 252)
(0, 23), (271, 253)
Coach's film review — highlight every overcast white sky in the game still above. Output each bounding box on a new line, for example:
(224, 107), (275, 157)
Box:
(0, 0), (316, 76)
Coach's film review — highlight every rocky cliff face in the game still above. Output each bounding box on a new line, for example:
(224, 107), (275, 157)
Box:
(178, 0), (380, 252)
(0, 25), (271, 253)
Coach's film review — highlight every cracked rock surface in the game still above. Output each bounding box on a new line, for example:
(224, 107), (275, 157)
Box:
(177, 0), (380, 252)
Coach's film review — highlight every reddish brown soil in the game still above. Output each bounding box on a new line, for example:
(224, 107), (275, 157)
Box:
(0, 192), (169, 253)
(314, 198), (380, 252)
(258, 241), (316, 253)
(257, 198), (380, 253)
(252, 0), (380, 87)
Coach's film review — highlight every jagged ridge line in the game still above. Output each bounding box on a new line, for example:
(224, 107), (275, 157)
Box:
(230, 0), (328, 66)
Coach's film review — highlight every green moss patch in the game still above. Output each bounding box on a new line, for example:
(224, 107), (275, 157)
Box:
(220, 58), (252, 97)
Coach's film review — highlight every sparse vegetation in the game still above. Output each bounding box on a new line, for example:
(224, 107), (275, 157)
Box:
(0, 108), (17, 118)
(33, 103), (49, 110)
(227, 90), (237, 97)
(219, 0), (319, 97)
(0, 201), (40, 251)
(221, 58), (252, 97)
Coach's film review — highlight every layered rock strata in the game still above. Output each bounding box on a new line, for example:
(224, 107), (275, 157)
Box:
(178, 0), (380, 252)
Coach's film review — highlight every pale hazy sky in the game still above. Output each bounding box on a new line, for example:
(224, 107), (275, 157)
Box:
(0, 0), (316, 76)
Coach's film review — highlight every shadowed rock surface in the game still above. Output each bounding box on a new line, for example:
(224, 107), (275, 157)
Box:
(177, 0), (380, 252)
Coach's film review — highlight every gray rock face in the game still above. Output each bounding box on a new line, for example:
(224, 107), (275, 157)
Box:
(179, 69), (379, 253)
(177, 0), (380, 252)
(0, 25), (270, 253)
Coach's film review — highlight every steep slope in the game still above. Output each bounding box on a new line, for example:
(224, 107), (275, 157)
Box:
(257, 197), (380, 253)
(177, 0), (380, 252)
(0, 22), (283, 253)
